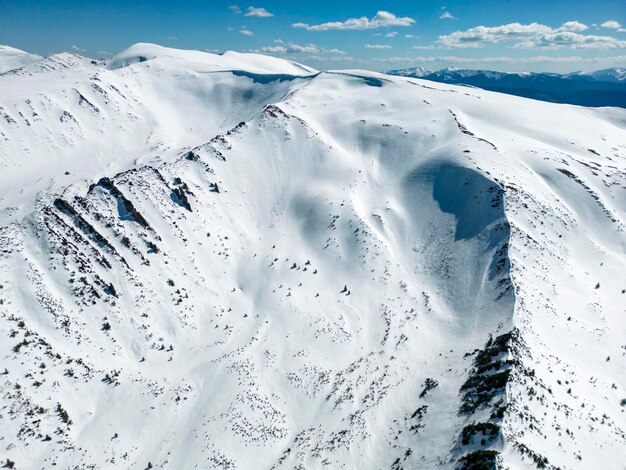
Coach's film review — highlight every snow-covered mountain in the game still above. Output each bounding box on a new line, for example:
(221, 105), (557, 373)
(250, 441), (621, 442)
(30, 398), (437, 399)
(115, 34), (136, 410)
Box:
(386, 66), (626, 108)
(568, 67), (626, 83)
(1, 43), (625, 470)
(387, 66), (433, 78)
(0, 45), (43, 73)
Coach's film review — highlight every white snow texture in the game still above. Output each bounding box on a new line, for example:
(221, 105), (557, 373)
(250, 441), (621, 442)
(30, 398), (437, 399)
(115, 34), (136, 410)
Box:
(0, 43), (624, 469)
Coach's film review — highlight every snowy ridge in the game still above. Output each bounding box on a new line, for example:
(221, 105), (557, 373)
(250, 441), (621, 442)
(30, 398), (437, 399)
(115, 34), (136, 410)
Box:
(0, 44), (315, 226)
(107, 43), (317, 75)
(0, 45), (43, 74)
(569, 67), (626, 83)
(0, 45), (625, 469)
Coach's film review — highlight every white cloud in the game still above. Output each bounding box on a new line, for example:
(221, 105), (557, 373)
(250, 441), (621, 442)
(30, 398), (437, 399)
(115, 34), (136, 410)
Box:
(619, 28), (626, 33)
(601, 20), (622, 29)
(439, 22), (554, 48)
(385, 32), (398, 37)
(559, 21), (588, 32)
(248, 51), (355, 62)
(438, 21), (598, 48)
(371, 54), (626, 65)
(258, 45), (287, 53)
(245, 6), (273, 18)
(365, 44), (393, 49)
(70, 45), (86, 52)
(229, 5), (241, 14)
(165, 36), (178, 41)
(405, 34), (415, 38)
(255, 42), (345, 54)
(440, 11), (456, 20)
(239, 29), (254, 36)
(518, 31), (626, 49)
(298, 55), (355, 62)
(292, 11), (415, 31)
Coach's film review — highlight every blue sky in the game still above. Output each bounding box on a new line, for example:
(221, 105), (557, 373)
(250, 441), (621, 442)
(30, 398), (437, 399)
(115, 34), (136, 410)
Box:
(1, 0), (625, 72)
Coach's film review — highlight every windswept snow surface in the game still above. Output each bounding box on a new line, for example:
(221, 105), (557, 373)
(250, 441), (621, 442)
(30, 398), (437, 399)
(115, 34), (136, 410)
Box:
(0, 44), (625, 469)
(0, 45), (43, 73)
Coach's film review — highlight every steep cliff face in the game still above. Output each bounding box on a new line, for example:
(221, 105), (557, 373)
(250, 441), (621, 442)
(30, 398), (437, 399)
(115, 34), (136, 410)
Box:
(0, 44), (624, 469)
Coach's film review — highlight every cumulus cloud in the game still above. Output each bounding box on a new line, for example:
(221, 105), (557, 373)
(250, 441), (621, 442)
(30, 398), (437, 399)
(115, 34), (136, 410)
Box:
(371, 54), (626, 64)
(255, 42), (345, 54)
(365, 44), (393, 49)
(297, 55), (355, 62)
(245, 6), (273, 18)
(239, 29), (254, 36)
(436, 21), (618, 48)
(439, 22), (554, 47)
(292, 11), (415, 31)
(518, 31), (626, 49)
(601, 20), (622, 29)
(440, 11), (456, 20)
(559, 21), (588, 32)
(257, 45), (287, 53)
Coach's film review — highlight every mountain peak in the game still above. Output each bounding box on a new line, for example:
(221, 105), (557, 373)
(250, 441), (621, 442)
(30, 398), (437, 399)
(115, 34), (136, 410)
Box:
(107, 42), (317, 75)
(1, 42), (625, 470)
(0, 44), (43, 73)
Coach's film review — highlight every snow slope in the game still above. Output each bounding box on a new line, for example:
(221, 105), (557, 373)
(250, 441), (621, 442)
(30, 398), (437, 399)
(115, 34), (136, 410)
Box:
(0, 44), (625, 470)
(0, 45), (43, 73)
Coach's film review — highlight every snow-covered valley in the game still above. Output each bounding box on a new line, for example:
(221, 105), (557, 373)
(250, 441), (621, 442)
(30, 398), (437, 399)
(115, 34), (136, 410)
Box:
(0, 44), (625, 469)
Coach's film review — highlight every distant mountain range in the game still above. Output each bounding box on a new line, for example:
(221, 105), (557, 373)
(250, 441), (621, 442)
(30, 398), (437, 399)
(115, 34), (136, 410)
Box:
(386, 66), (626, 107)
